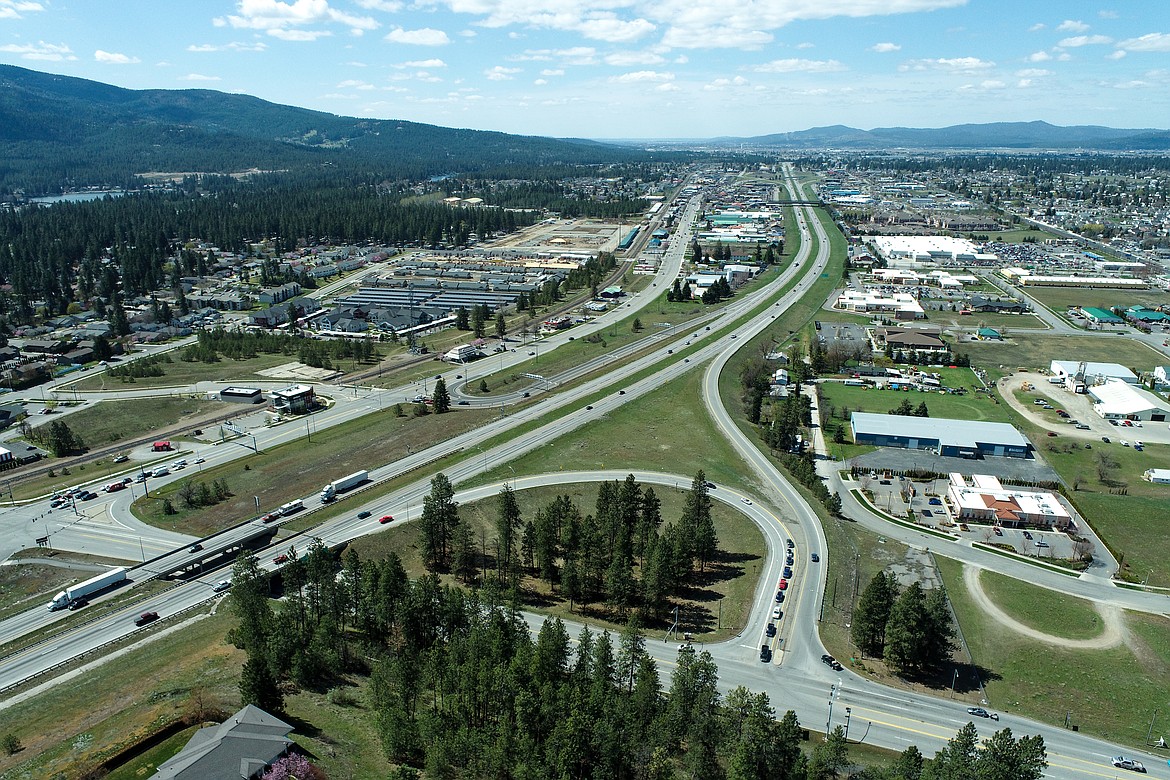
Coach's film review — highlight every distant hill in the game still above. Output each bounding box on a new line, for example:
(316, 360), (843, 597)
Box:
(0, 64), (652, 194)
(720, 121), (1170, 150)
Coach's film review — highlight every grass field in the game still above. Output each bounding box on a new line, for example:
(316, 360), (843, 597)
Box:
(1023, 285), (1170, 315)
(937, 556), (1170, 747)
(818, 373), (1008, 427)
(134, 407), (494, 536)
(983, 228), (1054, 243)
(977, 569), (1103, 640)
(925, 311), (1049, 330)
(351, 481), (766, 641)
(961, 333), (1165, 373)
(67, 352), (303, 391)
(39, 396), (228, 452)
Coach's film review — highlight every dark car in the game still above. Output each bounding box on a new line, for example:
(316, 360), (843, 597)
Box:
(786, 539), (794, 549)
(783, 566), (792, 578)
(135, 611), (159, 627)
(821, 654), (843, 671)
(457, 400), (470, 405)
(765, 623), (776, 637)
(759, 644), (772, 663)
(928, 497), (942, 506)
(189, 543), (203, 553)
(357, 510), (371, 519)
(810, 552), (820, 562)
(966, 706), (998, 721)
(68, 597), (89, 611)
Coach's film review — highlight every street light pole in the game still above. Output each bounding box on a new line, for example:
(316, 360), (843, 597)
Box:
(1147, 709), (1159, 746)
(826, 685), (835, 739)
(950, 668), (958, 698)
(844, 707), (852, 742)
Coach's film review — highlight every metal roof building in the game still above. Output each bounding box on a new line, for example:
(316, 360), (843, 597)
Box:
(1089, 381), (1170, 422)
(850, 412), (1032, 459)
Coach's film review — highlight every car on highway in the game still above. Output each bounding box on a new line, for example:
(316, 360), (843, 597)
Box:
(765, 623), (776, 637)
(357, 511), (371, 519)
(112, 454), (129, 463)
(777, 579), (788, 590)
(189, 543), (203, 553)
(783, 566), (792, 578)
(134, 611), (159, 627)
(213, 580), (232, 593)
(1110, 756), (1146, 773)
(262, 512), (280, 523)
(194, 458), (205, 464)
(68, 597), (89, 611)
(774, 590), (784, 603)
(771, 606), (782, 620)
(741, 498), (752, 506)
(821, 654), (843, 671)
(378, 514), (394, 524)
(273, 554), (290, 565)
(993, 527), (1003, 536)
(810, 553), (820, 562)
(786, 539), (794, 549)
(759, 644), (772, 663)
(966, 707), (998, 721)
(457, 400), (470, 405)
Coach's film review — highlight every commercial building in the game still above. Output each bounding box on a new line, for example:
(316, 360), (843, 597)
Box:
(946, 474), (1071, 529)
(1089, 381), (1170, 422)
(850, 412), (1032, 458)
(875, 327), (948, 352)
(1049, 360), (1138, 387)
(835, 290), (924, 320)
(268, 384), (315, 414)
(1142, 469), (1170, 485)
(219, 387), (265, 404)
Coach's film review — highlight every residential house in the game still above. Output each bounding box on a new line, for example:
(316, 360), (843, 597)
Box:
(153, 704), (294, 780)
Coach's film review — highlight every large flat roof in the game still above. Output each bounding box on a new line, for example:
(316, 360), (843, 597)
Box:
(851, 412), (1029, 449)
(1089, 381), (1170, 415)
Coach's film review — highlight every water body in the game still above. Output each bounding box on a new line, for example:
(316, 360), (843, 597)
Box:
(28, 191), (126, 205)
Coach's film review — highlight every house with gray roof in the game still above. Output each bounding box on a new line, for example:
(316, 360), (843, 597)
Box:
(154, 704), (293, 779)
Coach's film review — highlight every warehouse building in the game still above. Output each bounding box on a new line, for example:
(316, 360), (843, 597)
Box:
(946, 474), (1071, 529)
(1049, 360), (1138, 388)
(850, 412), (1032, 458)
(1089, 381), (1170, 422)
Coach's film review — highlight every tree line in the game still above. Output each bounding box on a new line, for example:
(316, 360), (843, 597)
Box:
(415, 472), (720, 624)
(851, 573), (957, 678)
(228, 540), (1045, 779)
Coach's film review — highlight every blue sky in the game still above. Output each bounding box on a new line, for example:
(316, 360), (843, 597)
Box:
(1, 0), (1168, 138)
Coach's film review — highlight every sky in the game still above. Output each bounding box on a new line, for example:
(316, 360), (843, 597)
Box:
(1, 0), (1168, 139)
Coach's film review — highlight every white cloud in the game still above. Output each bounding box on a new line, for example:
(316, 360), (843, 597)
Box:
(1099, 10), (1118, 19)
(533, 78), (547, 85)
(1056, 19), (1090, 33)
(870, 42), (901, 53)
(703, 75), (749, 90)
(0, 41), (75, 61)
(1015, 68), (1052, 77)
(385, 26), (450, 45)
(1017, 79), (1033, 88)
(796, 42), (814, 49)
(336, 79), (376, 89)
(400, 58), (447, 67)
(575, 15), (655, 42)
(513, 46), (597, 66)
(353, 0), (402, 10)
(604, 50), (664, 66)
(1116, 33), (1170, 52)
(979, 79), (1005, 89)
(0, 1), (44, 20)
(1027, 50), (1052, 62)
(187, 41), (268, 52)
(1058, 34), (1113, 47)
(1028, 23), (1045, 32)
(219, 0), (377, 39)
(1108, 49), (1127, 60)
(752, 58), (846, 73)
(269, 28), (332, 41)
(900, 56), (994, 72)
(540, 68), (564, 76)
(94, 50), (140, 64)
(609, 69), (674, 83)
(656, 82), (680, 92)
(179, 73), (222, 81)
(1114, 79), (1149, 89)
(484, 65), (521, 80)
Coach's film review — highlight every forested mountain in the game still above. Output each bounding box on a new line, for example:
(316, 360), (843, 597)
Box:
(717, 121), (1170, 150)
(0, 64), (662, 195)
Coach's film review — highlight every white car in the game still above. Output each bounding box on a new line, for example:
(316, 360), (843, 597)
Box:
(1121, 440), (1130, 447)
(771, 606), (782, 621)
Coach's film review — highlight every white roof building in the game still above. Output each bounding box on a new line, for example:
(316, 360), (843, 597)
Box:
(835, 290), (924, 320)
(1143, 468), (1170, 484)
(946, 474), (1071, 528)
(1050, 360), (1138, 385)
(1089, 381), (1170, 422)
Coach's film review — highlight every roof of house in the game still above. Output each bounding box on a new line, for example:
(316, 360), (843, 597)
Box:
(1051, 360), (1137, 383)
(154, 704), (293, 780)
(851, 412), (1030, 450)
(880, 330), (946, 348)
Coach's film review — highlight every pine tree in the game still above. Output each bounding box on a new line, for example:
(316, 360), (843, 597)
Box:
(852, 571), (898, 656)
(495, 483), (522, 583)
(884, 581), (930, 675)
(432, 378), (450, 413)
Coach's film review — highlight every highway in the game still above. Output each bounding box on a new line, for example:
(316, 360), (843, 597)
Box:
(1, 167), (1166, 776)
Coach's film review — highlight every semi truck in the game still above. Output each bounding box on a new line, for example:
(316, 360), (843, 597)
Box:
(47, 566), (128, 610)
(320, 470), (368, 503)
(279, 499), (304, 516)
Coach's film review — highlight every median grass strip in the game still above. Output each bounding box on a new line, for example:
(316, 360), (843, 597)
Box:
(936, 555), (1170, 747)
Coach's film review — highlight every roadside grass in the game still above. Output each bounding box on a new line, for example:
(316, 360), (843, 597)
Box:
(351, 482), (765, 642)
(67, 352), (301, 392)
(101, 724), (200, 780)
(0, 560), (83, 620)
(961, 333), (1165, 373)
(812, 308), (874, 326)
(936, 555), (1170, 747)
(983, 228), (1054, 243)
(1023, 285), (1170, 315)
(38, 396), (226, 452)
(1070, 493), (1170, 586)
(132, 407), (494, 536)
(976, 569), (1103, 640)
(0, 609), (243, 780)
(926, 311), (1049, 330)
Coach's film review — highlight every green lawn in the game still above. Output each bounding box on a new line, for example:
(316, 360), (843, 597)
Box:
(67, 352), (302, 391)
(961, 333), (1165, 373)
(818, 375), (1009, 425)
(43, 396), (228, 451)
(937, 556), (1170, 748)
(1023, 285), (1170, 315)
(352, 481), (765, 642)
(977, 569), (1102, 640)
(983, 228), (1054, 243)
(925, 311), (1049, 330)
(134, 407), (494, 536)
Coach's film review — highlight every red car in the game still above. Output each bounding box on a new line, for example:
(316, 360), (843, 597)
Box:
(378, 514), (394, 524)
(134, 611), (159, 627)
(273, 554), (289, 565)
(262, 512), (280, 523)
(778, 579), (789, 590)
